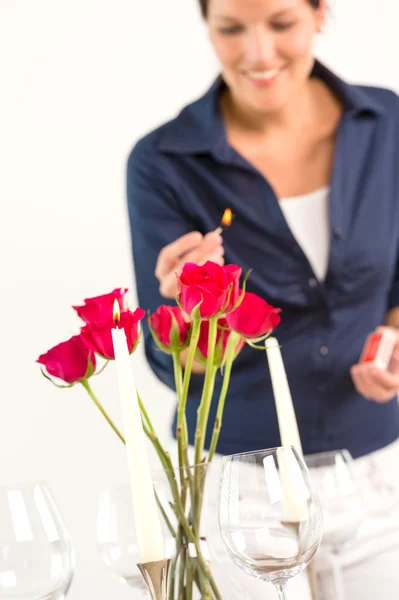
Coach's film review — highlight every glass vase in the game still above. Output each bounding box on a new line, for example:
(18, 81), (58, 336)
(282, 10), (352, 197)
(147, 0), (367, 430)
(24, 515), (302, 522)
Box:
(152, 462), (220, 600)
(97, 462), (224, 599)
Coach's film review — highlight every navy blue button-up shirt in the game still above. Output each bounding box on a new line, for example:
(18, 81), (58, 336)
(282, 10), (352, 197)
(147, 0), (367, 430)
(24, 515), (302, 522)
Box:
(127, 61), (399, 459)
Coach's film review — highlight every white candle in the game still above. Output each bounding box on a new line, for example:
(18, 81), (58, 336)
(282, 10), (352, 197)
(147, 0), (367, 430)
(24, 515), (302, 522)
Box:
(265, 337), (306, 523)
(111, 322), (164, 563)
(265, 337), (303, 455)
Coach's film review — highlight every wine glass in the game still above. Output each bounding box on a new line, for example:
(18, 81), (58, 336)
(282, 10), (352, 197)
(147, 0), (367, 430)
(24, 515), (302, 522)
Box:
(305, 450), (365, 600)
(97, 483), (149, 595)
(0, 481), (74, 599)
(218, 446), (323, 600)
(96, 482), (174, 596)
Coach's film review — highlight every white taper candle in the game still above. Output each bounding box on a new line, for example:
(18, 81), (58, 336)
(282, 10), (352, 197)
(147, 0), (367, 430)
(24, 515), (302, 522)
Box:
(265, 336), (306, 523)
(111, 324), (164, 563)
(265, 337), (303, 455)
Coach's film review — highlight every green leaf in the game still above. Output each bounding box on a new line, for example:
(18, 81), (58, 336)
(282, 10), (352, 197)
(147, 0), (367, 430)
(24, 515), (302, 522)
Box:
(175, 293), (184, 312)
(169, 308), (181, 348)
(246, 339), (269, 350)
(194, 347), (207, 367)
(245, 329), (275, 345)
(85, 354), (96, 379)
(93, 360), (109, 377)
(242, 268), (253, 288)
(129, 328), (142, 355)
(221, 331), (242, 369)
(190, 297), (203, 321)
(40, 368), (74, 388)
(212, 334), (224, 368)
(228, 268), (253, 313)
(148, 319), (173, 355)
(219, 282), (234, 315)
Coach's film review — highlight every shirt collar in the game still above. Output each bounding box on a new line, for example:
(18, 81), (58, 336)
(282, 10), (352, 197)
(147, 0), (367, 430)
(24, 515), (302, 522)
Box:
(157, 60), (385, 156)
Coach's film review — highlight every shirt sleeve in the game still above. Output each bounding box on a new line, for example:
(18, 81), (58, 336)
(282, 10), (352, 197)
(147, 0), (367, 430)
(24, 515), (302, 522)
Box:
(126, 138), (203, 393)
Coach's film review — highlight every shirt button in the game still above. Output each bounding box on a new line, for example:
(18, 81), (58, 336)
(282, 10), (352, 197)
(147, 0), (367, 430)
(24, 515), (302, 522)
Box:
(319, 346), (329, 356)
(308, 277), (318, 288)
(333, 227), (343, 239)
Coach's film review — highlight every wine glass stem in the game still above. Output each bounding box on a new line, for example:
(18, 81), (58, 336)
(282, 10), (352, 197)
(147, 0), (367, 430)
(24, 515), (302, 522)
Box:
(330, 550), (345, 600)
(274, 583), (288, 600)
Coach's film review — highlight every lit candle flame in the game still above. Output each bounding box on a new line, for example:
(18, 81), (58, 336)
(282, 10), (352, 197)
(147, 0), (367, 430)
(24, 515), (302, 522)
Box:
(113, 299), (121, 327)
(221, 208), (233, 228)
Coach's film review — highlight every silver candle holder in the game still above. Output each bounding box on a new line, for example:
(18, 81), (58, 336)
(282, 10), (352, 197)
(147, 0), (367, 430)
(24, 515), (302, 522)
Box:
(137, 558), (171, 600)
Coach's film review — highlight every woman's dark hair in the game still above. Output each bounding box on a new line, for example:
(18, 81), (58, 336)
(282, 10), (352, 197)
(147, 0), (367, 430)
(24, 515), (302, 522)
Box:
(199, 0), (320, 18)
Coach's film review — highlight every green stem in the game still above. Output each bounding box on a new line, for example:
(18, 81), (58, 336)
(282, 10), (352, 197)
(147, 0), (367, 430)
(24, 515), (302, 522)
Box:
(173, 351), (184, 405)
(80, 380), (125, 444)
(173, 497), (220, 599)
(192, 317), (218, 542)
(178, 545), (186, 599)
(137, 391), (155, 433)
(168, 550), (177, 600)
(173, 352), (188, 491)
(192, 463), (206, 542)
(177, 481), (188, 600)
(207, 332), (240, 463)
(147, 441), (222, 600)
(169, 529), (182, 600)
(194, 317), (218, 465)
(186, 556), (194, 600)
(178, 320), (201, 432)
(175, 334), (197, 494)
(184, 444), (194, 499)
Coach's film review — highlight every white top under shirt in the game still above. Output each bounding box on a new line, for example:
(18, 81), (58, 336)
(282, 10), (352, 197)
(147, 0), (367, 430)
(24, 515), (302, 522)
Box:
(279, 186), (330, 282)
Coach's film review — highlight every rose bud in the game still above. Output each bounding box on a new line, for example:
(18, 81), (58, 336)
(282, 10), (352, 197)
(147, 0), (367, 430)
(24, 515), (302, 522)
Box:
(73, 288), (129, 324)
(81, 308), (145, 359)
(149, 306), (191, 354)
(177, 261), (241, 319)
(37, 334), (96, 384)
(226, 292), (281, 339)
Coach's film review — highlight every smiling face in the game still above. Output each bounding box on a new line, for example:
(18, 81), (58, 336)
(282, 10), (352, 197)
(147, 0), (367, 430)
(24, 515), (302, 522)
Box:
(207, 0), (326, 114)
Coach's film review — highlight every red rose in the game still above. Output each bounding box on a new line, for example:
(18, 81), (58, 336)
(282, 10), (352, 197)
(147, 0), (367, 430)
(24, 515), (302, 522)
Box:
(73, 288), (129, 324)
(177, 261), (242, 318)
(81, 308), (145, 359)
(149, 306), (191, 352)
(196, 318), (245, 366)
(37, 334), (96, 384)
(226, 292), (281, 338)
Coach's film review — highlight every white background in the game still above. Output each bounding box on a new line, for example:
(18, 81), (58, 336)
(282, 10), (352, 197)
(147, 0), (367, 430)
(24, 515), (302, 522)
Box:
(0, 0), (398, 597)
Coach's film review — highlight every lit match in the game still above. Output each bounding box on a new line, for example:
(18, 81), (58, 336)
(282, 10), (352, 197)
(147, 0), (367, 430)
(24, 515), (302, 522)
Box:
(215, 208), (234, 234)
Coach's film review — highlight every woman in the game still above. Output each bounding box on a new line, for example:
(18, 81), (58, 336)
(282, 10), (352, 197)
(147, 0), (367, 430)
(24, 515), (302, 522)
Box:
(127, 0), (399, 597)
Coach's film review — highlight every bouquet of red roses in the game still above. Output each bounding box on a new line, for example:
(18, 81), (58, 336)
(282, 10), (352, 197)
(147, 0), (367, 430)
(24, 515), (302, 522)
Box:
(38, 261), (281, 600)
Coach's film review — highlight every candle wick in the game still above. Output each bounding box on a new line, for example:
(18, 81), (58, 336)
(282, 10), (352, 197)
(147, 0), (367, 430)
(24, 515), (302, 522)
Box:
(114, 319), (120, 329)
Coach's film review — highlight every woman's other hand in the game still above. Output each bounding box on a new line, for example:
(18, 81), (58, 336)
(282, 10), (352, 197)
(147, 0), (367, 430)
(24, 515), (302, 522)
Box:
(351, 327), (399, 403)
(155, 231), (224, 298)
